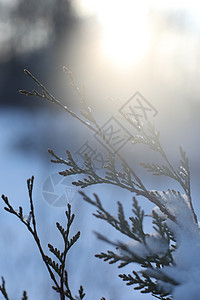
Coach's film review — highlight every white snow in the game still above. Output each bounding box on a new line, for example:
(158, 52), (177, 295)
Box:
(0, 109), (151, 300)
(123, 239), (149, 258)
(145, 233), (168, 256)
(151, 190), (200, 300)
(123, 232), (168, 259)
(121, 190), (200, 299)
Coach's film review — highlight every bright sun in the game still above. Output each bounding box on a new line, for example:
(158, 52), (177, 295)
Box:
(76, 0), (152, 68)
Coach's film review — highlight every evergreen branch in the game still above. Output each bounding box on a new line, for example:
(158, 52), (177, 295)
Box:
(21, 69), (176, 221)
(129, 197), (145, 242)
(119, 162), (141, 189)
(152, 211), (175, 245)
(117, 201), (130, 233)
(45, 256), (62, 276)
(0, 277), (28, 300)
(140, 163), (175, 178)
(26, 177), (61, 292)
(21, 291), (28, 300)
(80, 192), (140, 241)
(124, 118), (196, 223)
(78, 285), (85, 299)
(52, 147), (175, 221)
(63, 66), (103, 138)
(48, 244), (64, 263)
(0, 277), (9, 300)
(20, 69), (97, 134)
(119, 271), (172, 299)
(50, 149), (106, 188)
(178, 146), (197, 222)
(105, 154), (121, 184)
(49, 149), (83, 175)
(95, 233), (155, 268)
(95, 250), (131, 268)
(140, 147), (192, 207)
(56, 222), (67, 242)
(65, 204), (75, 237)
(72, 175), (104, 189)
(11, 67), (197, 299)
(179, 146), (189, 173)
(52, 149), (138, 192)
(63, 270), (75, 300)
(132, 134), (160, 152)
(67, 231), (80, 251)
(67, 150), (175, 220)
(2, 178), (60, 294)
(1, 179), (83, 300)
(57, 203), (81, 300)
(119, 271), (156, 292)
(90, 194), (176, 292)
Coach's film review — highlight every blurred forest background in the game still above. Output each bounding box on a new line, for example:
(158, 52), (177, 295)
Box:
(1, 1), (200, 299)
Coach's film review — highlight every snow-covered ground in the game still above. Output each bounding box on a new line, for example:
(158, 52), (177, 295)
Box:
(1, 105), (200, 300)
(0, 108), (154, 300)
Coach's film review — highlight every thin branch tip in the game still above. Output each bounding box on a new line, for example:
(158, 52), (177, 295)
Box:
(24, 68), (31, 75)
(79, 191), (85, 196)
(48, 148), (54, 154)
(19, 89), (27, 94)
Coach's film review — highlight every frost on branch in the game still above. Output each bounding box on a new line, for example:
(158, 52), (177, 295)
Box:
(17, 69), (200, 299)
(150, 190), (200, 300)
(81, 190), (200, 300)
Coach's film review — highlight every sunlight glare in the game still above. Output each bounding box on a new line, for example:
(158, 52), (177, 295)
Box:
(78, 0), (151, 68)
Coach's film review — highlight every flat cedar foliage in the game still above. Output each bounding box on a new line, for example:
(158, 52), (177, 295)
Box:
(1, 69), (199, 300)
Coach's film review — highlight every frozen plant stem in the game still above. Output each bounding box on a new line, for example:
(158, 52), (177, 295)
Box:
(20, 69), (176, 222)
(1, 176), (84, 300)
(20, 69), (97, 134)
(2, 66), (198, 300)
(137, 123), (197, 224)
